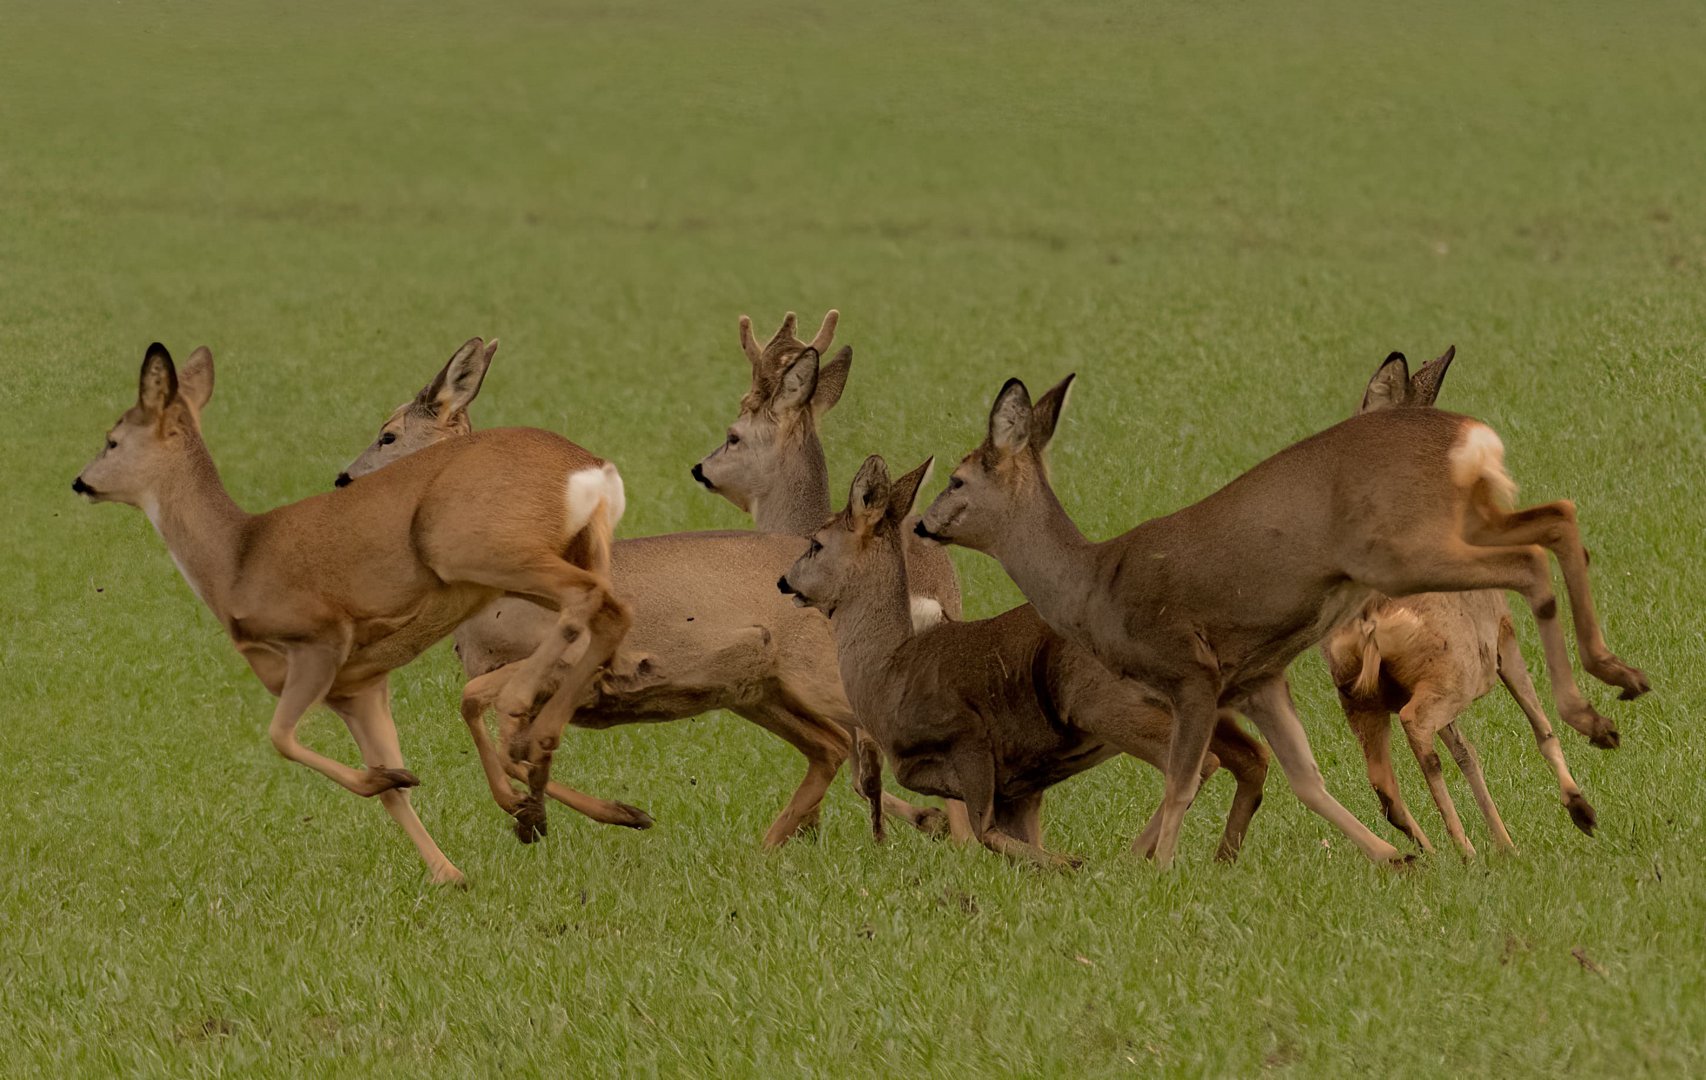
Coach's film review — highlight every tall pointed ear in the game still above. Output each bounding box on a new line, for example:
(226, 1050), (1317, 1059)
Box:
(986, 378), (1033, 455)
(1029, 373), (1076, 452)
(177, 346), (215, 416)
(138, 343), (178, 416)
(886, 457), (934, 525)
(776, 347), (820, 411)
(812, 346), (852, 416)
(1408, 344), (1455, 407)
(418, 337), (492, 418)
(1358, 352), (1411, 414)
(847, 454), (892, 528)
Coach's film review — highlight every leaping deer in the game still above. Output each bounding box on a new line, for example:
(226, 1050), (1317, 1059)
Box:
(73, 343), (631, 884)
(778, 455), (1269, 865)
(1320, 348), (1598, 856)
(917, 367), (1648, 867)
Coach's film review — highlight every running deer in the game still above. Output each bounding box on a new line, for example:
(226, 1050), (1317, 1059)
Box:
(73, 343), (631, 884)
(779, 456), (1270, 865)
(1320, 349), (1598, 856)
(917, 372), (1648, 868)
(338, 320), (953, 846)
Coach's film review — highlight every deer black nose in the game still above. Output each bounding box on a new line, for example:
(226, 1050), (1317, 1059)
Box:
(71, 477), (94, 496)
(691, 462), (712, 490)
(776, 575), (796, 596)
(334, 472), (353, 488)
(913, 519), (940, 541)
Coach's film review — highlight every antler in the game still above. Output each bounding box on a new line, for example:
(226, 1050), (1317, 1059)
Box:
(809, 309), (839, 353)
(738, 315), (762, 365)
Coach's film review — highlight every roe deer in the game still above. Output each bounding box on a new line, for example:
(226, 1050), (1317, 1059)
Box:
(73, 343), (632, 883)
(917, 372), (1648, 868)
(779, 456), (1270, 865)
(340, 323), (952, 846)
(1321, 348), (1597, 856)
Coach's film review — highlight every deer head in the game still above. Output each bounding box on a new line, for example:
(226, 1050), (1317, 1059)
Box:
(337, 337), (497, 485)
(74, 343), (216, 508)
(1357, 346), (1455, 414)
(778, 455), (933, 618)
(692, 310), (849, 515)
(916, 374), (1075, 552)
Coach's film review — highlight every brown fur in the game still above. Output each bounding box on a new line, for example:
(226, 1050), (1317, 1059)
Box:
(74, 343), (631, 884)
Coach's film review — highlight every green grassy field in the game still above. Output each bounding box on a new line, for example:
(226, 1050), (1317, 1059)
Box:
(3, 1), (1704, 1074)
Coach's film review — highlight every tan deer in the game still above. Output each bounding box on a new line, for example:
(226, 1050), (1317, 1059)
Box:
(1320, 349), (1597, 856)
(73, 343), (632, 884)
(779, 455), (1270, 865)
(917, 371), (1648, 868)
(338, 319), (954, 846)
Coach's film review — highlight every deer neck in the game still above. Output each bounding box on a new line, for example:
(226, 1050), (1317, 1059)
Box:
(750, 427), (832, 537)
(141, 434), (250, 615)
(986, 480), (1104, 635)
(824, 532), (915, 732)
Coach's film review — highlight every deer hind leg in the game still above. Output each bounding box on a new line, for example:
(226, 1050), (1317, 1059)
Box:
(732, 703), (847, 848)
(993, 792), (1046, 847)
(1145, 678), (1221, 869)
(1464, 497), (1649, 702)
(1344, 703), (1433, 852)
(266, 646), (415, 798)
(1496, 621), (1597, 835)
(329, 682), (463, 886)
(460, 664), (653, 829)
(1208, 714), (1268, 862)
(1241, 676), (1405, 866)
(1439, 722), (1517, 853)
(1396, 686), (1476, 857)
(956, 752), (1078, 869)
(508, 593), (634, 843)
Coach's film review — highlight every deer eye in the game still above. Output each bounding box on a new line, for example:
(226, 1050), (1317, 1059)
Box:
(807, 539), (822, 555)
(380, 432), (397, 445)
(949, 476), (965, 491)
(106, 439), (117, 450)
(726, 432), (741, 447)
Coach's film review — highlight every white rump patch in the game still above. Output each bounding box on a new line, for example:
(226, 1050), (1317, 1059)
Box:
(1448, 422), (1517, 507)
(909, 596), (945, 632)
(565, 462), (627, 538)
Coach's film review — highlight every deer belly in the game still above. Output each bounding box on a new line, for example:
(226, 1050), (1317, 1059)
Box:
(348, 586), (494, 674)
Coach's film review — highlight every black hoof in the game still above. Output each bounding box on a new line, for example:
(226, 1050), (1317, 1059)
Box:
(913, 806), (951, 839)
(614, 803), (654, 830)
(372, 768), (420, 792)
(1617, 667), (1651, 701)
(513, 798), (547, 843)
(1590, 728), (1621, 750)
(1566, 793), (1598, 836)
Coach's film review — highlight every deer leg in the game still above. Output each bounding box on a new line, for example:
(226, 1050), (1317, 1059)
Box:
(1464, 498), (1648, 701)
(1439, 722), (1517, 854)
(329, 682), (463, 886)
(1208, 714), (1268, 862)
(1344, 703), (1433, 852)
(1146, 678), (1219, 869)
(945, 799), (976, 844)
(734, 704), (845, 848)
(510, 594), (633, 843)
(958, 753), (1078, 868)
(265, 646), (412, 797)
(1397, 688), (1476, 858)
(993, 792), (1045, 847)
(1241, 677), (1406, 866)
(461, 665), (654, 829)
(1496, 620), (1596, 835)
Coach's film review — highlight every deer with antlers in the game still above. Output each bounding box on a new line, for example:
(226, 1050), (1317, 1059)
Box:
(1320, 348), (1598, 856)
(916, 366), (1648, 867)
(73, 343), (631, 884)
(779, 455), (1270, 865)
(338, 316), (958, 846)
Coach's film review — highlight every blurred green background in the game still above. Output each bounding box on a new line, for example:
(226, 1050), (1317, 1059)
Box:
(2, 2), (1702, 1075)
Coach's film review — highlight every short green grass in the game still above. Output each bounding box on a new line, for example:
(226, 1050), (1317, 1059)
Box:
(3, 2), (1704, 1074)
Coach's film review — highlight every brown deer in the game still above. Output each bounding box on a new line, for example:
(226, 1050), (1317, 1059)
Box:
(338, 319), (955, 846)
(779, 455), (1270, 865)
(1320, 349), (1597, 856)
(73, 343), (632, 884)
(917, 371), (1648, 868)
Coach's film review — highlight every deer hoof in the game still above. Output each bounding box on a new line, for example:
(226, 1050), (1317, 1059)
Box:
(1386, 853), (1420, 871)
(367, 767), (419, 794)
(1589, 727), (1621, 750)
(513, 797), (548, 843)
(612, 802), (654, 830)
(912, 806), (951, 838)
(1566, 792), (1598, 836)
(1615, 666), (1651, 701)
(431, 866), (469, 889)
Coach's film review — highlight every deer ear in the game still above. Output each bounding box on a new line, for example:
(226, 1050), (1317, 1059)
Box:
(138, 343), (178, 415)
(777, 348), (820, 411)
(1358, 352), (1411, 414)
(812, 346), (852, 416)
(177, 346), (215, 415)
(987, 378), (1033, 454)
(1029, 373), (1076, 452)
(886, 457), (934, 525)
(419, 337), (492, 418)
(848, 454), (892, 526)
(1408, 345), (1455, 407)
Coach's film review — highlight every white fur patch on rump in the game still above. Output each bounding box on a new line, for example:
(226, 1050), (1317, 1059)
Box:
(1448, 422), (1517, 507)
(909, 596), (945, 632)
(565, 462), (627, 538)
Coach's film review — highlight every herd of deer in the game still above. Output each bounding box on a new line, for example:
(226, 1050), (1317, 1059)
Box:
(73, 311), (1649, 885)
